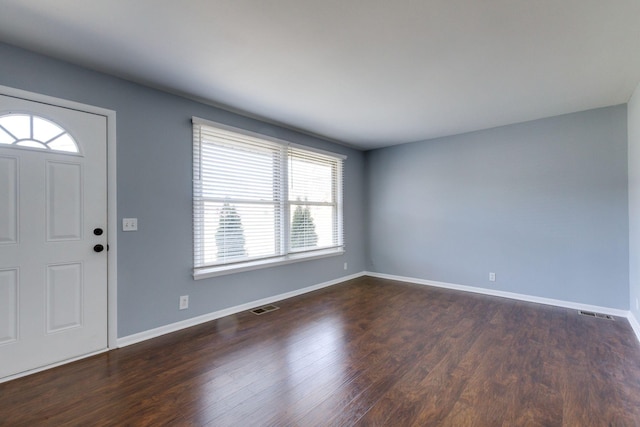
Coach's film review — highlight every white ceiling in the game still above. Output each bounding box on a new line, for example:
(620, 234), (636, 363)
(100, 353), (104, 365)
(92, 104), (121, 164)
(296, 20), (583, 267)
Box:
(1, 0), (639, 150)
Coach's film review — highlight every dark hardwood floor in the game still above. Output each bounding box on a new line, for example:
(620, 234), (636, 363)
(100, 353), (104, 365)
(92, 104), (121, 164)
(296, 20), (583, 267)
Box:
(2, 276), (640, 426)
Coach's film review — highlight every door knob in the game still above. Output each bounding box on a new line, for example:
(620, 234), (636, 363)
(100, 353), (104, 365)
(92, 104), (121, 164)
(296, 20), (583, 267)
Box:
(93, 244), (104, 253)
(94, 228), (104, 236)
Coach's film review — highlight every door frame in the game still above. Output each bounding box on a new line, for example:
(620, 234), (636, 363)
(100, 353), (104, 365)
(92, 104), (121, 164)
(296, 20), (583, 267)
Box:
(0, 85), (118, 353)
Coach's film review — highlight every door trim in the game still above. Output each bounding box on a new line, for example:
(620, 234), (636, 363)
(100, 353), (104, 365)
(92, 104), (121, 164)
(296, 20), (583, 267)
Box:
(0, 85), (118, 351)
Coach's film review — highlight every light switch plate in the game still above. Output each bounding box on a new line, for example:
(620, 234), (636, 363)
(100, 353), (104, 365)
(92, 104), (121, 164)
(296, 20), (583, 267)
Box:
(122, 218), (138, 231)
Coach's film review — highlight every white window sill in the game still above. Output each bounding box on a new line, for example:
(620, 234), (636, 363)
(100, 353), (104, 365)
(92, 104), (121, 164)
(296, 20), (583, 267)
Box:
(193, 248), (345, 280)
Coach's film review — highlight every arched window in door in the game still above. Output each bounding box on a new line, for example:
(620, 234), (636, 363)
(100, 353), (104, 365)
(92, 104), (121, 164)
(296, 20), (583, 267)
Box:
(0, 113), (79, 153)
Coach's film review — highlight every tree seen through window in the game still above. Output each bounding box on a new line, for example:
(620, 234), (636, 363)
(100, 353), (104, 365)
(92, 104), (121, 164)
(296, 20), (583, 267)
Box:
(290, 201), (318, 250)
(215, 202), (246, 261)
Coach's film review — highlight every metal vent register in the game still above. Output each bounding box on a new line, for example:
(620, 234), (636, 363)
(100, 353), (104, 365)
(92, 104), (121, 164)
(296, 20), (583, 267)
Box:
(578, 310), (614, 320)
(250, 305), (280, 315)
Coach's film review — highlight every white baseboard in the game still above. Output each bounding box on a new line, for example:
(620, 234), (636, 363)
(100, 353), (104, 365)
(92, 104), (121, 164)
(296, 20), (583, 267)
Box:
(369, 270), (640, 344)
(365, 271), (630, 318)
(117, 272), (366, 348)
(118, 270), (640, 348)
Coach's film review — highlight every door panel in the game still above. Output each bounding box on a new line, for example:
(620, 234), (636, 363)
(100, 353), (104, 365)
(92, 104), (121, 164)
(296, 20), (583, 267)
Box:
(46, 263), (83, 333)
(46, 161), (83, 241)
(0, 94), (107, 379)
(0, 156), (18, 244)
(0, 268), (18, 344)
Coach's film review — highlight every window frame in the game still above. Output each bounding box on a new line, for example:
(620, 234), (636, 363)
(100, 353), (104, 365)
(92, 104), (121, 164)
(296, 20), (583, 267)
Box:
(192, 117), (345, 279)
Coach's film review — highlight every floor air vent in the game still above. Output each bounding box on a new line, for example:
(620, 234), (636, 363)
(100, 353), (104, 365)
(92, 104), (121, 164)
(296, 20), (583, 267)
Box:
(250, 305), (280, 315)
(578, 310), (614, 320)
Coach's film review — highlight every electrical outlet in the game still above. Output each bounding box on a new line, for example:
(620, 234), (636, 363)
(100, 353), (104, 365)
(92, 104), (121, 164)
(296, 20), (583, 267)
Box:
(489, 272), (496, 282)
(122, 218), (138, 231)
(179, 295), (189, 310)
(344, 262), (348, 270)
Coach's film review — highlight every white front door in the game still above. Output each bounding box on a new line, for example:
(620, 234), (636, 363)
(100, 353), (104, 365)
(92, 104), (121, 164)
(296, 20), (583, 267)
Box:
(0, 94), (108, 379)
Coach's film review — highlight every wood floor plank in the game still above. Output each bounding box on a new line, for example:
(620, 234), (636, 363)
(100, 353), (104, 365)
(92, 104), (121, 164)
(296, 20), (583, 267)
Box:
(1, 276), (640, 426)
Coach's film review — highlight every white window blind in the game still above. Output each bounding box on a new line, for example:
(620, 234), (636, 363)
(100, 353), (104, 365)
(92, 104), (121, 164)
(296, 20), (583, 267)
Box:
(193, 118), (344, 277)
(288, 146), (343, 253)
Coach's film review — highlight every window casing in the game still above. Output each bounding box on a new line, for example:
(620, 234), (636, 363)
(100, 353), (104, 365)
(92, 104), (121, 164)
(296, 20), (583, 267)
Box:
(193, 117), (344, 279)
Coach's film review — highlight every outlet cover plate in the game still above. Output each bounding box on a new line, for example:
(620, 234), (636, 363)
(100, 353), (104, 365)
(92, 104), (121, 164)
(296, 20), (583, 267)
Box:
(179, 295), (189, 310)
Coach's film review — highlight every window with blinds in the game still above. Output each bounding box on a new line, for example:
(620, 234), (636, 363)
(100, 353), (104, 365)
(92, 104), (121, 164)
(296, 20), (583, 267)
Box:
(193, 117), (344, 278)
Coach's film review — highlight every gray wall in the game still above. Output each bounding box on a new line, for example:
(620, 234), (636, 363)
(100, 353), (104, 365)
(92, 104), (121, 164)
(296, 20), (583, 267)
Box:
(366, 106), (629, 309)
(0, 43), (367, 337)
(629, 82), (640, 320)
(0, 40), (634, 339)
